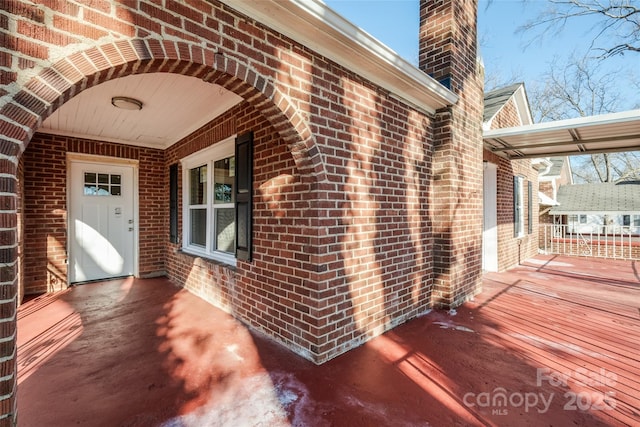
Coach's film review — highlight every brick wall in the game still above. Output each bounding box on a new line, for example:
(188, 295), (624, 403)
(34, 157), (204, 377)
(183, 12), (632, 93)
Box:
(540, 180), (554, 199)
(22, 134), (165, 294)
(420, 0), (484, 307)
(483, 95), (539, 271)
(0, 0), (482, 422)
(22, 134), (66, 294)
(165, 98), (436, 362)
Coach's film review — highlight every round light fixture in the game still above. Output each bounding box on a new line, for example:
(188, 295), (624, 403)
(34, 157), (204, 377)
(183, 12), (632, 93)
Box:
(111, 96), (143, 110)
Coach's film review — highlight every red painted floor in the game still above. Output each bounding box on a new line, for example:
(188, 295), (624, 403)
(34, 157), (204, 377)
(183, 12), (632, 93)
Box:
(17, 255), (640, 426)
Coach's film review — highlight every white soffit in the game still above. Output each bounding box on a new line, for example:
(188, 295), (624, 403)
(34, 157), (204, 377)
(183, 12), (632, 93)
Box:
(41, 73), (243, 149)
(483, 110), (640, 159)
(222, 0), (457, 114)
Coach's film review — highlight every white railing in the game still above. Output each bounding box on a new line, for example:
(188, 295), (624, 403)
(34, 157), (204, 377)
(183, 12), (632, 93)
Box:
(539, 224), (640, 260)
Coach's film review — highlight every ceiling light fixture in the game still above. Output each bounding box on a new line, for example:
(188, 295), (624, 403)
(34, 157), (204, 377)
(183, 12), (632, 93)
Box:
(111, 96), (143, 111)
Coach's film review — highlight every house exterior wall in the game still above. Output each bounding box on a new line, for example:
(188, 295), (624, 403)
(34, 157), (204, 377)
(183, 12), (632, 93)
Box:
(563, 213), (640, 235)
(483, 97), (539, 271)
(539, 180), (554, 199)
(1, 0), (481, 422)
(540, 158), (572, 201)
(420, 0), (484, 307)
(21, 133), (166, 294)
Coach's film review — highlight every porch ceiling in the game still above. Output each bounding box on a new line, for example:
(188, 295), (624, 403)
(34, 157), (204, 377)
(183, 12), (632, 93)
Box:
(40, 73), (243, 150)
(483, 109), (640, 159)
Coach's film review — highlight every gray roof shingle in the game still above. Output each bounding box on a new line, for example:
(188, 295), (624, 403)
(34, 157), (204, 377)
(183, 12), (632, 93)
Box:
(550, 181), (640, 213)
(483, 83), (523, 123)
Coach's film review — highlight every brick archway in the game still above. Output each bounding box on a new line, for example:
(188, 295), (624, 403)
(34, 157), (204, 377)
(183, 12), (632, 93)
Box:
(1, 38), (323, 179)
(0, 38), (324, 426)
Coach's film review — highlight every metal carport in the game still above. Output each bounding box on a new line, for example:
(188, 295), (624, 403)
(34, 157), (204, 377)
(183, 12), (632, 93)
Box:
(484, 109), (640, 159)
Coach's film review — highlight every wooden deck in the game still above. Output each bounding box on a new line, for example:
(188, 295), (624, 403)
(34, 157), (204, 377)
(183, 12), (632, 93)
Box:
(16, 255), (640, 426)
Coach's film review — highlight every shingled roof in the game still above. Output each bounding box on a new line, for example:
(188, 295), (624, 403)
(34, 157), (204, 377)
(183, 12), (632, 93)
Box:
(550, 181), (640, 214)
(483, 83), (523, 123)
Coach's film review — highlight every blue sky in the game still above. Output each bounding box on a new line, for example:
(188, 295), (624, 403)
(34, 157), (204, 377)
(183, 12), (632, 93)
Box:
(324, 0), (637, 113)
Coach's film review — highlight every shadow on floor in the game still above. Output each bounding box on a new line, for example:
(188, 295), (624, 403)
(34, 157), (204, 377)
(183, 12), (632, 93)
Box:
(17, 255), (640, 426)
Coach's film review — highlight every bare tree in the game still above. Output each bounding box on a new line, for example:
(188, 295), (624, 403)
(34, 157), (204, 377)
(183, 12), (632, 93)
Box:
(529, 55), (622, 122)
(529, 55), (640, 183)
(521, 0), (640, 58)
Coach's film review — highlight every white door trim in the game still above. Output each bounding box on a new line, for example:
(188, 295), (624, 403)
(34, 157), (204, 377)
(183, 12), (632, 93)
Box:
(67, 153), (140, 282)
(483, 161), (499, 272)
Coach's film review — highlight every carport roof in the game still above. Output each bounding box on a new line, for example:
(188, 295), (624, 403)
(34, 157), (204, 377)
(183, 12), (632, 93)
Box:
(483, 109), (640, 159)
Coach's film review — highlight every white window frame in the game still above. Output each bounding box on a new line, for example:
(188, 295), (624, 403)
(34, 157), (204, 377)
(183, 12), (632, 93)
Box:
(181, 135), (236, 266)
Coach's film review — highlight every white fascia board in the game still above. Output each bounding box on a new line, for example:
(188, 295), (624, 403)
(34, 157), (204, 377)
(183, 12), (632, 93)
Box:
(514, 85), (533, 126)
(221, 0), (458, 114)
(484, 109), (640, 139)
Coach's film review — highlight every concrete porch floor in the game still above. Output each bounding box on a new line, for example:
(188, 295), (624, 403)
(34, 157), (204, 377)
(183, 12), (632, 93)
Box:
(17, 255), (640, 426)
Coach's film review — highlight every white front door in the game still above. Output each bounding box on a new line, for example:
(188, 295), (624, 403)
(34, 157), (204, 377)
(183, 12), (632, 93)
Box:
(483, 162), (498, 272)
(69, 159), (137, 283)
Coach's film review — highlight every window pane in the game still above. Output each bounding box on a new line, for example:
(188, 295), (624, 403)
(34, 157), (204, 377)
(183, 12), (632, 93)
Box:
(190, 165), (207, 205)
(84, 185), (97, 195)
(215, 208), (235, 253)
(111, 185), (121, 196)
(111, 174), (121, 185)
(634, 216), (640, 227)
(214, 157), (234, 204)
(190, 208), (207, 247)
(98, 173), (109, 184)
(623, 215), (631, 226)
(84, 172), (96, 183)
(97, 185), (109, 196)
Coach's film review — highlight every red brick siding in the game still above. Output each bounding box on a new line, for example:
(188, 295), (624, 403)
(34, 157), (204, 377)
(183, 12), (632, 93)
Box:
(0, 0), (482, 419)
(420, 0), (484, 307)
(484, 96), (539, 271)
(490, 98), (521, 129)
(311, 86), (436, 356)
(165, 95), (435, 362)
(21, 134), (165, 294)
(484, 151), (539, 270)
(22, 134), (67, 294)
(540, 181), (554, 199)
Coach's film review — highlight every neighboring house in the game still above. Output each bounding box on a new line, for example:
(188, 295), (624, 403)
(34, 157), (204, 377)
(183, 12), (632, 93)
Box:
(550, 181), (640, 234)
(539, 156), (573, 207)
(538, 156), (571, 233)
(1, 0), (485, 421)
(482, 83), (542, 272)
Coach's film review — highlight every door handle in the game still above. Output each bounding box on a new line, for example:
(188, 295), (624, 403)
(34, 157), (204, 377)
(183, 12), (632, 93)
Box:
(128, 227), (134, 232)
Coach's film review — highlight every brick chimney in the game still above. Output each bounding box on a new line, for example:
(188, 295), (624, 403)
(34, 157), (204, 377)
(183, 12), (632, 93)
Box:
(419, 0), (484, 308)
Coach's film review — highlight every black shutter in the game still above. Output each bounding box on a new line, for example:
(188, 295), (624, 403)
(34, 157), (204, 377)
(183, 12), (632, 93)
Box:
(235, 132), (253, 261)
(513, 176), (520, 237)
(527, 180), (533, 234)
(169, 163), (178, 244)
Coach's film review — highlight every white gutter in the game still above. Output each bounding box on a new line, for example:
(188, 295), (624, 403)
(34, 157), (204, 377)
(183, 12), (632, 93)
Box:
(221, 0), (458, 114)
